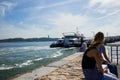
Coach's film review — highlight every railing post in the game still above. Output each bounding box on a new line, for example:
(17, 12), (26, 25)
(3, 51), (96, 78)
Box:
(116, 46), (118, 65)
(111, 46), (112, 62)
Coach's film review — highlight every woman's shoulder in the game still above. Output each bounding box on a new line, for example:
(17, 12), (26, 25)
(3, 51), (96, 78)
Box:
(89, 48), (97, 52)
(88, 47), (97, 50)
(86, 48), (98, 57)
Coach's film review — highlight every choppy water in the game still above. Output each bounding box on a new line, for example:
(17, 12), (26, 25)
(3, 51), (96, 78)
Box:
(0, 42), (78, 80)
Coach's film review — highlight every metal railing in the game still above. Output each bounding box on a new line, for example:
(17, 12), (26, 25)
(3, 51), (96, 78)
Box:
(107, 44), (120, 65)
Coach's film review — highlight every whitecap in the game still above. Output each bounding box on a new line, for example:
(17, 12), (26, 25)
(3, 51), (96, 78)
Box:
(34, 58), (43, 61)
(47, 49), (63, 58)
(0, 66), (13, 70)
(52, 51), (63, 58)
(18, 60), (33, 68)
(0, 64), (13, 70)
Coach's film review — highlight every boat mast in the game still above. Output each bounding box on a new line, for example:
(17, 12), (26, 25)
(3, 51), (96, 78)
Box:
(76, 27), (79, 34)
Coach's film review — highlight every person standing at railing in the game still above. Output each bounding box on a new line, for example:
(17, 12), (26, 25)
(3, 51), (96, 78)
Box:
(79, 38), (87, 52)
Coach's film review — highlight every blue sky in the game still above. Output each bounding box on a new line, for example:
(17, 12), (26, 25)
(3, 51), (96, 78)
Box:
(0, 0), (120, 39)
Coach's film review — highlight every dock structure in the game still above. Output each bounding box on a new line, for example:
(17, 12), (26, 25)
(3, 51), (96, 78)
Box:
(105, 35), (120, 43)
(87, 35), (120, 47)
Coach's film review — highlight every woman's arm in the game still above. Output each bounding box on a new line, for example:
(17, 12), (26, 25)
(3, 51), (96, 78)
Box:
(94, 50), (104, 73)
(103, 52), (111, 63)
(102, 45), (111, 63)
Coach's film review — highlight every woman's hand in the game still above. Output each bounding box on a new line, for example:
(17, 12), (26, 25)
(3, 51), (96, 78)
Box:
(104, 69), (108, 73)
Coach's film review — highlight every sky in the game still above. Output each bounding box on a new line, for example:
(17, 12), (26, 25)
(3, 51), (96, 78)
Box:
(0, 0), (120, 39)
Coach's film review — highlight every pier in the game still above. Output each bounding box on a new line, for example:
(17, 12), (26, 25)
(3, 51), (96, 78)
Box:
(105, 35), (120, 43)
(87, 35), (120, 47)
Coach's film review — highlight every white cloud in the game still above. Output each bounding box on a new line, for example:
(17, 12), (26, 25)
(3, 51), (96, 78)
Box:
(97, 9), (120, 19)
(0, 11), (119, 39)
(1, 1), (14, 10)
(0, 1), (16, 16)
(47, 13), (95, 37)
(26, 0), (81, 11)
(0, 23), (53, 39)
(46, 11), (120, 37)
(89, 0), (120, 8)
(88, 0), (120, 15)
(42, 0), (80, 9)
(0, 6), (5, 16)
(86, 14), (120, 36)
(0, 13), (93, 39)
(0, 0), (119, 39)
(94, 25), (120, 36)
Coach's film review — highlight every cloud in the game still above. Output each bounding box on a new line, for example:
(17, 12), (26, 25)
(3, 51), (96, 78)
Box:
(89, 0), (120, 8)
(0, 6), (5, 16)
(88, 0), (120, 15)
(0, 24), (51, 39)
(46, 11), (120, 37)
(26, 0), (81, 11)
(47, 13), (95, 37)
(0, 1), (16, 16)
(97, 9), (120, 19)
(41, 0), (80, 9)
(0, 11), (119, 39)
(0, 12), (94, 39)
(0, 0), (119, 39)
(94, 24), (120, 36)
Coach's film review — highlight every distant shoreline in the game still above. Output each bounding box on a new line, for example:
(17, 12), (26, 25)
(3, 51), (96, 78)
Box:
(0, 38), (58, 43)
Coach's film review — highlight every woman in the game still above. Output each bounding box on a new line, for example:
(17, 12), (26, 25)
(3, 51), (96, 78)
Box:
(95, 32), (118, 77)
(81, 32), (118, 80)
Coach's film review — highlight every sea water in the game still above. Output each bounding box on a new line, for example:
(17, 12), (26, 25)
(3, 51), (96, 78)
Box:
(0, 42), (79, 80)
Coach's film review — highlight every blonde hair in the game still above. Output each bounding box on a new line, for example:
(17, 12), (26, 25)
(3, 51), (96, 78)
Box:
(89, 32), (105, 48)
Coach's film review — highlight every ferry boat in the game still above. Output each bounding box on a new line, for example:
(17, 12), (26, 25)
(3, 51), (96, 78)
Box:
(50, 32), (85, 48)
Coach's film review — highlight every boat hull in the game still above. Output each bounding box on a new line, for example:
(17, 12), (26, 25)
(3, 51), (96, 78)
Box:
(50, 43), (81, 48)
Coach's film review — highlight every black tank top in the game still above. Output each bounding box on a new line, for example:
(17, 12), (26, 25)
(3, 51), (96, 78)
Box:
(82, 47), (96, 69)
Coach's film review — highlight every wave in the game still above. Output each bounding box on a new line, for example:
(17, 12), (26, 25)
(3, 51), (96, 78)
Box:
(34, 58), (43, 61)
(0, 64), (13, 70)
(52, 50), (63, 58)
(47, 47), (76, 58)
(0, 47), (76, 70)
(0, 57), (44, 70)
(16, 57), (44, 68)
(45, 48), (63, 58)
(0, 46), (52, 55)
(17, 60), (33, 68)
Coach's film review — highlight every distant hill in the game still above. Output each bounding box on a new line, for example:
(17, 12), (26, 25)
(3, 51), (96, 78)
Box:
(0, 37), (59, 42)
